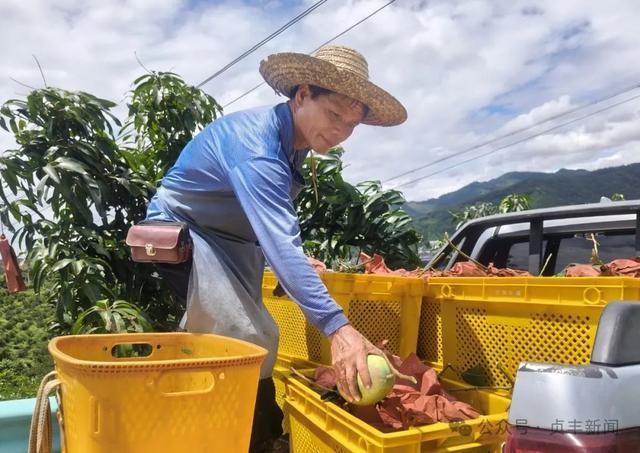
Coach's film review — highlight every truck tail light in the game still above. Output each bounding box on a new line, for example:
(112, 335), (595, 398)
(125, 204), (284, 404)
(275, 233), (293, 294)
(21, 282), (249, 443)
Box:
(503, 426), (640, 452)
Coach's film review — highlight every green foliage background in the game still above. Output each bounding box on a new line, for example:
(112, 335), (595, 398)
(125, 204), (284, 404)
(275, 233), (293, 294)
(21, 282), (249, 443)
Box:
(0, 73), (222, 334)
(296, 149), (421, 269)
(0, 288), (52, 400)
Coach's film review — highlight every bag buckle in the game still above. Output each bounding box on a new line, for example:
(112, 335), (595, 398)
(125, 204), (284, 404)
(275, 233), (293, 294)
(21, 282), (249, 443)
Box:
(145, 244), (156, 256)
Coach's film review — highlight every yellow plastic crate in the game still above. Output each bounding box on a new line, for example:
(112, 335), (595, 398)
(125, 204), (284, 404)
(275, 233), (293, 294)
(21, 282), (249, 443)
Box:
(49, 333), (266, 453)
(273, 363), (289, 412)
(263, 271), (423, 365)
(273, 355), (320, 410)
(273, 363), (290, 434)
(285, 372), (510, 453)
(417, 277), (640, 386)
(273, 355), (322, 434)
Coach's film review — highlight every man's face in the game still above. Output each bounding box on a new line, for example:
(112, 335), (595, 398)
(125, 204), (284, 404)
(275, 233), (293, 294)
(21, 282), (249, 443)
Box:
(293, 86), (366, 154)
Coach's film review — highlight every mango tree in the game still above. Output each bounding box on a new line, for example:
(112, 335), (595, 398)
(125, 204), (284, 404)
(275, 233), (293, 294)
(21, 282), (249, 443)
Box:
(0, 73), (222, 332)
(295, 149), (422, 270)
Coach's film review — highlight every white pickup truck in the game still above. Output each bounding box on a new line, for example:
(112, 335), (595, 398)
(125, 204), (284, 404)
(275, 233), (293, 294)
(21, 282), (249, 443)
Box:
(428, 199), (640, 452)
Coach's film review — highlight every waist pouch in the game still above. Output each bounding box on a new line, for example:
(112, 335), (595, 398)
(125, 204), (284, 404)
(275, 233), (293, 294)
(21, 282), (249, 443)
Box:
(126, 220), (192, 264)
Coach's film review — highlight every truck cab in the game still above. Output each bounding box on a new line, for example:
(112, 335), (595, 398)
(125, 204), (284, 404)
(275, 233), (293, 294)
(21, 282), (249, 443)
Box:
(427, 199), (640, 275)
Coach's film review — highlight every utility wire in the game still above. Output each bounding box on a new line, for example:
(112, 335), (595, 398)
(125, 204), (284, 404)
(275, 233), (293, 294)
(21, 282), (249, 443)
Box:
(196, 0), (328, 88)
(384, 81), (640, 183)
(309, 0), (398, 53)
(392, 91), (640, 189)
(224, 82), (264, 108)
(223, 0), (398, 108)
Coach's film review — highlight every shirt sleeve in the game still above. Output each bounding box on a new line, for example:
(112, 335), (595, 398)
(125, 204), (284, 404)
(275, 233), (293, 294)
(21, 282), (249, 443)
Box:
(228, 156), (349, 337)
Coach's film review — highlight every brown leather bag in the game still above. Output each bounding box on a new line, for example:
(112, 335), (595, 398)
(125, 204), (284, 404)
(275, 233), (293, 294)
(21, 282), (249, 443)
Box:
(126, 221), (192, 264)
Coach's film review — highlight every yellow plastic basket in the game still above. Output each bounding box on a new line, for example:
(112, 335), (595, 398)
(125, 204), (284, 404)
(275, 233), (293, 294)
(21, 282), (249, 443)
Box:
(418, 277), (640, 386)
(263, 271), (423, 365)
(273, 355), (321, 435)
(273, 363), (290, 434)
(285, 371), (511, 453)
(273, 355), (320, 411)
(273, 362), (289, 413)
(49, 333), (267, 453)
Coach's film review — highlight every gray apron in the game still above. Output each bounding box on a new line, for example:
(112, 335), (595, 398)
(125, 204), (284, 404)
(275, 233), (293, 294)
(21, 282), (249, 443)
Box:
(153, 156), (306, 379)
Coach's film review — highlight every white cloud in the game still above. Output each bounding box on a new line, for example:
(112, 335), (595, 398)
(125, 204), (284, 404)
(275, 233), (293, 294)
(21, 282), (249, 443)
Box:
(499, 95), (575, 133)
(2, 0), (640, 205)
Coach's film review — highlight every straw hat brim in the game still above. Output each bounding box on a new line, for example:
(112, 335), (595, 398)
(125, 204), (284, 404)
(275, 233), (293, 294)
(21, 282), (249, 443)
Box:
(259, 52), (407, 127)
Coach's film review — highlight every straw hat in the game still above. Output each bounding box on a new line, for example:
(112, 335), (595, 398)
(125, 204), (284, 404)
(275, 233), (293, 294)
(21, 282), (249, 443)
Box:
(259, 46), (407, 127)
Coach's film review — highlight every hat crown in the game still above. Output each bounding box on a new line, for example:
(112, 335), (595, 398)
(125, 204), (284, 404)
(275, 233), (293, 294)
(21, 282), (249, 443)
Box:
(313, 46), (369, 81)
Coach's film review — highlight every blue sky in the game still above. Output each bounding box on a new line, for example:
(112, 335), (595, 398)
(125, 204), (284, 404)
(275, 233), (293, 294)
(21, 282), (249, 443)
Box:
(2, 0), (640, 202)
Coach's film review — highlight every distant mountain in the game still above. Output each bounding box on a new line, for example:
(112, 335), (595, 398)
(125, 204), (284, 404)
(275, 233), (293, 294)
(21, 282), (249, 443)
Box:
(404, 171), (540, 216)
(408, 163), (640, 241)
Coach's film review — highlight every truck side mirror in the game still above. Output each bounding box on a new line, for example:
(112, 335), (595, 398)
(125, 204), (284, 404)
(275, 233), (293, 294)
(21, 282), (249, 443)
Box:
(591, 301), (640, 367)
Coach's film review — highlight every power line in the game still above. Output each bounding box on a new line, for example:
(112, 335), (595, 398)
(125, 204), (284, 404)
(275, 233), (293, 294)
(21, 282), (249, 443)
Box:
(196, 0), (328, 88)
(384, 81), (640, 183)
(309, 0), (398, 53)
(223, 0), (398, 108)
(392, 91), (640, 189)
(223, 81), (264, 108)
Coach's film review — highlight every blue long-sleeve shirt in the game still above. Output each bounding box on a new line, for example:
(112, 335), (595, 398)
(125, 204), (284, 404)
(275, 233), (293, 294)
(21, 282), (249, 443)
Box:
(147, 103), (349, 337)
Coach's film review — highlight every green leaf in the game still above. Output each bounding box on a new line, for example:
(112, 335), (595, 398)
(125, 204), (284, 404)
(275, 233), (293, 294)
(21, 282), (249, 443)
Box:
(2, 167), (20, 193)
(47, 240), (59, 260)
(111, 311), (125, 332)
(51, 258), (74, 272)
(462, 365), (489, 387)
(71, 259), (86, 275)
(42, 165), (60, 184)
(53, 157), (88, 176)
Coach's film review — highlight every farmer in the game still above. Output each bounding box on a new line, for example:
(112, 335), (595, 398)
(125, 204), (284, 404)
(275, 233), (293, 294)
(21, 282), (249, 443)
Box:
(146, 45), (407, 451)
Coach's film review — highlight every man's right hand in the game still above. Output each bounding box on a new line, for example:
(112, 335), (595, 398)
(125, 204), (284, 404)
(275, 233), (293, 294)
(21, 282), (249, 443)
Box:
(328, 323), (384, 403)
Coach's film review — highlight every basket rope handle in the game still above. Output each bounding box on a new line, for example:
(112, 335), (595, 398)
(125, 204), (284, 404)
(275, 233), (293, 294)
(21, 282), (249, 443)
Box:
(28, 371), (63, 453)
